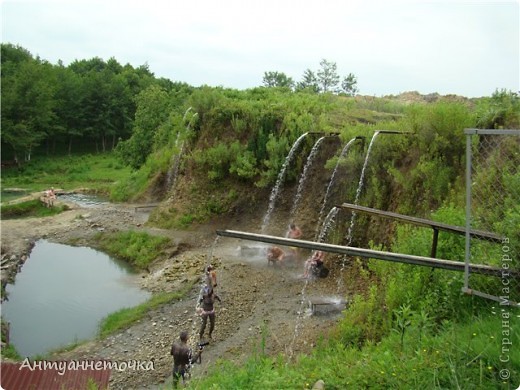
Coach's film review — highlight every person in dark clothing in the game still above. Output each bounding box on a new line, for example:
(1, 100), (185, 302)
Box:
(198, 286), (221, 341)
(170, 331), (201, 388)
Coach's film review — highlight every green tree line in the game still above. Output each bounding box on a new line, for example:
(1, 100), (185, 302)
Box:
(1, 43), (169, 163)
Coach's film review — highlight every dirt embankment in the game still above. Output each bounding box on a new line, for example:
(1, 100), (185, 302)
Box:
(1, 197), (353, 389)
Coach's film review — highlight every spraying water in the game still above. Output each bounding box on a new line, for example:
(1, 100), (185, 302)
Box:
(290, 136), (326, 218)
(286, 276), (311, 361)
(316, 206), (340, 243)
(261, 132), (309, 233)
(167, 108), (198, 197)
(166, 131), (184, 193)
(344, 131), (381, 245)
(314, 137), (359, 240)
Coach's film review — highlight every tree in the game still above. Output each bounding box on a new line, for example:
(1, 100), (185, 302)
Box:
(1, 56), (56, 163)
(297, 69), (320, 93)
(317, 59), (340, 93)
(341, 72), (359, 96)
(116, 85), (171, 169)
(262, 71), (294, 89)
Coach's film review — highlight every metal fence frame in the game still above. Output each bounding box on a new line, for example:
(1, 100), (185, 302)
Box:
(463, 128), (520, 306)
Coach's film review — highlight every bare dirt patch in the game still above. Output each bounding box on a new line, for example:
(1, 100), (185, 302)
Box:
(1, 197), (352, 389)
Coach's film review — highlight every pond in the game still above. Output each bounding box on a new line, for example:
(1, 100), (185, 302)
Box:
(2, 240), (151, 357)
(0, 189), (30, 203)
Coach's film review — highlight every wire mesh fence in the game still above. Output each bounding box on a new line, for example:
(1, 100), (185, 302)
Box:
(464, 129), (520, 306)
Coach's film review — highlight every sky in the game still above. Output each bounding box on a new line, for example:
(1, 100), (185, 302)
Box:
(1, 0), (519, 97)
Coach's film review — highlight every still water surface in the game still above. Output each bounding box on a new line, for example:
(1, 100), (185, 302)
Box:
(2, 240), (150, 357)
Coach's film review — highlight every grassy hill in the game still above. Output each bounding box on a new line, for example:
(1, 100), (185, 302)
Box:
(2, 89), (518, 388)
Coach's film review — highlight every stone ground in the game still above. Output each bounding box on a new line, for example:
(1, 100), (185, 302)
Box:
(1, 195), (356, 389)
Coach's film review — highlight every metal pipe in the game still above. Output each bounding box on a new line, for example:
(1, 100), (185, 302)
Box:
(376, 130), (414, 135)
(215, 230), (508, 277)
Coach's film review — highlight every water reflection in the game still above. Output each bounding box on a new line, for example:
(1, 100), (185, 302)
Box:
(2, 240), (150, 357)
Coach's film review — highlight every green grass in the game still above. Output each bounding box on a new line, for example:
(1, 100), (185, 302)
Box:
(189, 311), (519, 389)
(0, 199), (69, 219)
(98, 289), (191, 338)
(1, 343), (22, 360)
(0, 152), (132, 195)
(95, 230), (171, 269)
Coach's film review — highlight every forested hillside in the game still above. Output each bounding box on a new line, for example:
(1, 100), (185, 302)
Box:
(2, 43), (519, 388)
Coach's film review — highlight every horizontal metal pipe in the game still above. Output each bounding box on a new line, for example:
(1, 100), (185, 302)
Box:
(338, 203), (503, 242)
(215, 230), (510, 277)
(376, 130), (414, 135)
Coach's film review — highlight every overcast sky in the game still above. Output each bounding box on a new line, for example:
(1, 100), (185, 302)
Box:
(1, 0), (518, 97)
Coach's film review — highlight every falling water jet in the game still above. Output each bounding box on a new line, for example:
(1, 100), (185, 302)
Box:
(287, 276), (311, 361)
(316, 206), (340, 243)
(290, 136), (326, 219)
(334, 131), (410, 293)
(261, 132), (309, 233)
(166, 133), (184, 196)
(314, 136), (365, 241)
(344, 130), (411, 245)
(167, 108), (198, 199)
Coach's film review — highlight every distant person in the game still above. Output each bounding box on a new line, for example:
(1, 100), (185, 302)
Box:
(198, 286), (221, 341)
(286, 223), (303, 260)
(170, 330), (202, 388)
(267, 246), (285, 266)
(205, 265), (217, 292)
(303, 250), (325, 279)
(286, 223), (302, 239)
(42, 187), (56, 207)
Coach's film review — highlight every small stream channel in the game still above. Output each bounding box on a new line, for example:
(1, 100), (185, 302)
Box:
(2, 240), (151, 358)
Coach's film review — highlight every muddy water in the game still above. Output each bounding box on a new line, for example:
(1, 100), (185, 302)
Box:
(2, 240), (150, 357)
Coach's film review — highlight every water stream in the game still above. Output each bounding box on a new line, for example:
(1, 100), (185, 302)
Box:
(290, 136), (326, 219)
(166, 131), (184, 193)
(344, 131), (381, 245)
(261, 132), (309, 233)
(314, 137), (359, 240)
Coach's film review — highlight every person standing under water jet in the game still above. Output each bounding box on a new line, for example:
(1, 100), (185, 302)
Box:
(198, 286), (221, 341)
(303, 250), (325, 279)
(267, 246), (286, 266)
(286, 223), (302, 239)
(286, 223), (303, 262)
(205, 264), (217, 292)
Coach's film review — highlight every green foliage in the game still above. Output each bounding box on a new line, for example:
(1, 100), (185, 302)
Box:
(262, 71), (294, 89)
(475, 89), (520, 129)
(95, 230), (170, 269)
(116, 85), (172, 169)
(192, 141), (242, 181)
(192, 311), (519, 389)
(230, 150), (259, 180)
(0, 199), (69, 219)
(1, 44), (157, 162)
(341, 72), (359, 96)
(1, 342), (22, 360)
(317, 59), (341, 93)
(392, 303), (413, 348)
(1, 153), (131, 194)
(98, 290), (188, 338)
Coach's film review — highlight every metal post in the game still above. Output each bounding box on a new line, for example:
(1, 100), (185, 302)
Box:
(430, 228), (439, 258)
(463, 130), (474, 292)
